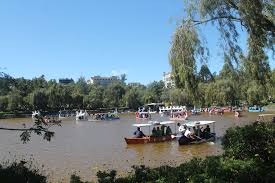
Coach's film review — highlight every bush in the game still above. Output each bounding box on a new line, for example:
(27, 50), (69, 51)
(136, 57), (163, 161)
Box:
(0, 160), (46, 183)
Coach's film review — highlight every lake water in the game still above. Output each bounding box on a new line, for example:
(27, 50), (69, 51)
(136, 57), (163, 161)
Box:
(0, 112), (272, 182)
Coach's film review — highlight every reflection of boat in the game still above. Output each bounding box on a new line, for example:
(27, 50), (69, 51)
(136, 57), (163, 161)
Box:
(125, 121), (177, 144)
(248, 106), (264, 112)
(177, 121), (216, 145)
(32, 111), (41, 118)
(76, 110), (89, 121)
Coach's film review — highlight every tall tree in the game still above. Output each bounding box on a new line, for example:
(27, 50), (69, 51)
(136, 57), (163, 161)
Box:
(170, 0), (274, 103)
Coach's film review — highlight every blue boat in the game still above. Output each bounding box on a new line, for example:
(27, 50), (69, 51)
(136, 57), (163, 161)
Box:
(248, 106), (264, 112)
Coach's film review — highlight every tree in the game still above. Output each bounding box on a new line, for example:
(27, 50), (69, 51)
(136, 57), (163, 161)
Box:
(198, 64), (214, 83)
(29, 89), (48, 111)
(170, 0), (274, 103)
(7, 88), (23, 111)
(124, 88), (142, 110)
(103, 83), (125, 108)
(84, 86), (104, 109)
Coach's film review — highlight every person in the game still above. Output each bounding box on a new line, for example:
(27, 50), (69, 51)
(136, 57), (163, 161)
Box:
(160, 125), (166, 136)
(166, 126), (172, 136)
(203, 125), (211, 139)
(133, 127), (145, 138)
(151, 127), (157, 137)
(156, 127), (162, 137)
(193, 126), (198, 136)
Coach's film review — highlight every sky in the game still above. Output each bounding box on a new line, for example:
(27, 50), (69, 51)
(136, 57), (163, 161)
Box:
(0, 0), (274, 84)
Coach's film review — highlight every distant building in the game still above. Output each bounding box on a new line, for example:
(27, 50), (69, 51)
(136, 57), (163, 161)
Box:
(90, 76), (120, 86)
(163, 72), (175, 88)
(128, 82), (143, 87)
(59, 78), (74, 84)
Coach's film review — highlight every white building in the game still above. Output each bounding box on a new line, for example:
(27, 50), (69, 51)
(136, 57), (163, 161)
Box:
(163, 72), (175, 88)
(89, 76), (120, 86)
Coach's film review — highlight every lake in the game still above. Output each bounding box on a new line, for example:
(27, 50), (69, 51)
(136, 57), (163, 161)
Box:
(0, 112), (271, 182)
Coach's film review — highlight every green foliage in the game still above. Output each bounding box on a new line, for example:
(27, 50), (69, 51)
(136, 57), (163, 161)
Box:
(170, 0), (274, 106)
(222, 122), (275, 163)
(0, 160), (46, 183)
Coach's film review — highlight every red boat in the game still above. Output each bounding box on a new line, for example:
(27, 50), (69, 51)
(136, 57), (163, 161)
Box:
(125, 121), (178, 144)
(125, 135), (175, 144)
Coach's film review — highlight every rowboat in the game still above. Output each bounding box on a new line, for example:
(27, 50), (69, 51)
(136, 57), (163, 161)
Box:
(124, 121), (178, 144)
(176, 120), (216, 145)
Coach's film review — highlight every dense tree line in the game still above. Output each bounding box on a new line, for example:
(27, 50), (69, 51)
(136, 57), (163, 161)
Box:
(1, 67), (274, 113)
(0, 74), (169, 112)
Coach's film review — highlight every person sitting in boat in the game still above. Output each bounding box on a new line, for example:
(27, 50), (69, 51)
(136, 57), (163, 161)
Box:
(203, 125), (211, 139)
(134, 127), (146, 138)
(156, 127), (162, 137)
(166, 126), (172, 136)
(161, 125), (166, 136)
(151, 127), (157, 137)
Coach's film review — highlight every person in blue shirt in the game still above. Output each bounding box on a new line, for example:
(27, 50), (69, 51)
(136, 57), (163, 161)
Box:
(134, 127), (146, 138)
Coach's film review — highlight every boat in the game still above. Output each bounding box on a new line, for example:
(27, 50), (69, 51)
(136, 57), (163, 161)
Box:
(124, 121), (178, 144)
(176, 120), (216, 145)
(58, 110), (73, 119)
(136, 107), (151, 119)
(159, 106), (187, 115)
(169, 111), (188, 121)
(248, 106), (264, 112)
(256, 114), (275, 122)
(44, 117), (62, 124)
(75, 110), (89, 121)
(32, 110), (41, 118)
(191, 107), (201, 115)
(91, 112), (120, 121)
(234, 111), (241, 117)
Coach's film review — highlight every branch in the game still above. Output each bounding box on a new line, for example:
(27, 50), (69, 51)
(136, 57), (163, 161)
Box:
(190, 16), (242, 27)
(0, 127), (49, 132)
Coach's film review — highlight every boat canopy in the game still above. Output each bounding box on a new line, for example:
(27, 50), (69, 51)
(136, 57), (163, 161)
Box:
(133, 121), (177, 128)
(133, 123), (152, 127)
(258, 114), (275, 117)
(184, 121), (216, 127)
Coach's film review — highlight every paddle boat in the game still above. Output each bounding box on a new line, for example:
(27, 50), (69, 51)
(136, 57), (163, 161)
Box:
(169, 111), (188, 121)
(234, 110), (241, 117)
(32, 110), (41, 118)
(76, 110), (89, 121)
(248, 106), (264, 112)
(124, 121), (178, 144)
(191, 107), (201, 115)
(176, 120), (216, 145)
(256, 114), (275, 123)
(90, 112), (120, 121)
(159, 106), (187, 115)
(44, 117), (62, 124)
(136, 107), (151, 120)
